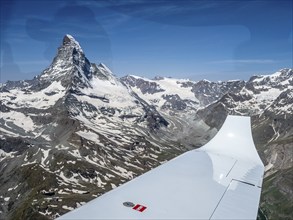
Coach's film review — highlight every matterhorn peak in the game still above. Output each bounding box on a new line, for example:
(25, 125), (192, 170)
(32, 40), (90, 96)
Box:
(62, 34), (83, 53)
(39, 34), (91, 85)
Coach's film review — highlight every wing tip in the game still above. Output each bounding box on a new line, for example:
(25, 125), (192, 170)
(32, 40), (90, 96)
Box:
(200, 115), (264, 165)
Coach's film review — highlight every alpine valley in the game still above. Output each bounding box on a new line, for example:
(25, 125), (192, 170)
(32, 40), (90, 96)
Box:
(0, 35), (292, 220)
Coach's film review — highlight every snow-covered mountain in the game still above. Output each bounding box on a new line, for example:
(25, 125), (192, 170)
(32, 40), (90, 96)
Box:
(0, 35), (212, 220)
(0, 35), (292, 220)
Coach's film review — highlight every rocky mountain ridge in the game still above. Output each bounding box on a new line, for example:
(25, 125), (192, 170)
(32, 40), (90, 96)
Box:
(0, 35), (292, 220)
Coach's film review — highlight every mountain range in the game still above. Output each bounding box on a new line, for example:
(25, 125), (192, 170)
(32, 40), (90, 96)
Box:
(0, 35), (292, 220)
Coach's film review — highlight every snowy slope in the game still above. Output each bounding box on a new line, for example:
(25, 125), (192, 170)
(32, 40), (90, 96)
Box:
(122, 75), (199, 114)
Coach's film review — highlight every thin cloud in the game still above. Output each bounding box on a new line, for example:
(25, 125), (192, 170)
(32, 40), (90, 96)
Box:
(14, 60), (50, 65)
(208, 59), (280, 64)
(96, 13), (131, 31)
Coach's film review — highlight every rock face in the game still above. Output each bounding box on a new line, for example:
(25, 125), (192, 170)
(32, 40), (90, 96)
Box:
(0, 35), (292, 220)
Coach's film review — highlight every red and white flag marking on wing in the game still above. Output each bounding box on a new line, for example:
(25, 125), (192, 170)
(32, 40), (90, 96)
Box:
(132, 204), (147, 212)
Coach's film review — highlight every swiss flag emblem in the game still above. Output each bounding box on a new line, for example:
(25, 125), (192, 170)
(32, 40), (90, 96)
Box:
(132, 204), (147, 212)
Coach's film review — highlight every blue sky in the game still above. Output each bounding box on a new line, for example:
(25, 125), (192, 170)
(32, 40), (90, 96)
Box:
(0, 0), (292, 82)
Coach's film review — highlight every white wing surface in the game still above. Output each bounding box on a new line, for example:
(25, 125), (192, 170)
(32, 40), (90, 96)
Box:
(57, 115), (264, 220)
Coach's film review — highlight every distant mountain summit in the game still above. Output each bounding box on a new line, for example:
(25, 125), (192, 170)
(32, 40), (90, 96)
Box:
(0, 35), (292, 220)
(39, 34), (95, 89)
(62, 34), (83, 50)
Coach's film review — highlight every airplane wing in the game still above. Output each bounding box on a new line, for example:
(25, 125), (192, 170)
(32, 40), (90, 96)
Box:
(57, 115), (264, 220)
